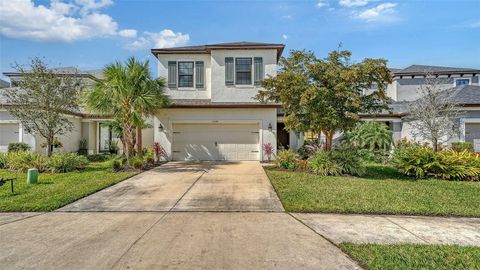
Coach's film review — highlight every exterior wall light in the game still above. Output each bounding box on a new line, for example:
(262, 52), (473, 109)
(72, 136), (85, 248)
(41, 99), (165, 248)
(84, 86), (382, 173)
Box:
(158, 123), (164, 132)
(268, 123), (273, 132)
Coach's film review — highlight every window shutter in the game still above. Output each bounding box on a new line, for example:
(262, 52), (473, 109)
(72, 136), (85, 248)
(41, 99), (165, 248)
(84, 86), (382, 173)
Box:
(168, 61), (177, 88)
(195, 61), (204, 88)
(225, 57), (234, 85)
(254, 57), (263, 85)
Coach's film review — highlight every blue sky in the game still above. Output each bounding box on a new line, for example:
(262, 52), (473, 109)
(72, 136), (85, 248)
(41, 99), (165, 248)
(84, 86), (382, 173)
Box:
(1, 0), (479, 80)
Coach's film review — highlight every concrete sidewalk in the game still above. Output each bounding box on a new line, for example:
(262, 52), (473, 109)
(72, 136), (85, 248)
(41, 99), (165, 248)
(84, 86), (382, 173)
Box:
(294, 213), (480, 246)
(0, 212), (360, 270)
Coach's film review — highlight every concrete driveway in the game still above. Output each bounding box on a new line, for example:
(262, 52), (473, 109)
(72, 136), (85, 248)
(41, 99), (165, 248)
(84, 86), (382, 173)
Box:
(59, 161), (284, 212)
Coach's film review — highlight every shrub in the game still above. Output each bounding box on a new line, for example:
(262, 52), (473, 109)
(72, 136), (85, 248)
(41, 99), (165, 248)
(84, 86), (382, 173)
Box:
(434, 150), (480, 181)
(297, 143), (322, 160)
(393, 142), (480, 181)
(308, 151), (341, 176)
(307, 148), (365, 176)
(6, 151), (48, 172)
(0, 153), (7, 169)
(8, 142), (31, 152)
(112, 158), (124, 172)
(451, 142), (474, 153)
(128, 156), (145, 169)
(262, 143), (274, 161)
(275, 149), (298, 170)
(86, 154), (113, 162)
(78, 139), (88, 156)
(330, 147), (366, 176)
(357, 148), (390, 163)
(142, 146), (155, 165)
(344, 121), (393, 151)
(47, 153), (89, 173)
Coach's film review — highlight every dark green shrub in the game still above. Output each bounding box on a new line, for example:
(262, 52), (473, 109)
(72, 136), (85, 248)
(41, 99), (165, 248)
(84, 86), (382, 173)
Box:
(275, 149), (298, 170)
(87, 154), (113, 162)
(47, 153), (89, 173)
(297, 143), (322, 160)
(344, 121), (393, 151)
(330, 147), (366, 176)
(6, 151), (48, 172)
(8, 142), (31, 152)
(78, 139), (88, 155)
(307, 148), (365, 176)
(356, 149), (390, 163)
(451, 142), (474, 153)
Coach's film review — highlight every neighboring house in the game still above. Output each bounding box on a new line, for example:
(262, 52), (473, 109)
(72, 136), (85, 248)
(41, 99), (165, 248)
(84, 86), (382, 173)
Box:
(0, 67), (155, 154)
(151, 42), (303, 161)
(0, 78), (9, 89)
(363, 65), (480, 150)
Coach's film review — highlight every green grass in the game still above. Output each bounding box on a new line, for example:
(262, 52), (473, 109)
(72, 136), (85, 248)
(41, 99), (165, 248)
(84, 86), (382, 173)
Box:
(0, 161), (137, 212)
(266, 164), (480, 217)
(340, 243), (480, 270)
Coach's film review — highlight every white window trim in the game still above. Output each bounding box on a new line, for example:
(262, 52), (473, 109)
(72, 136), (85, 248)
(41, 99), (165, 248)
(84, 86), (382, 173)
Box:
(454, 77), (471, 87)
(177, 60), (196, 91)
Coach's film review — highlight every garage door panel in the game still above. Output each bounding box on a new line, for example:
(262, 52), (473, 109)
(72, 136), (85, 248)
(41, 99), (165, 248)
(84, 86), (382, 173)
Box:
(172, 123), (260, 161)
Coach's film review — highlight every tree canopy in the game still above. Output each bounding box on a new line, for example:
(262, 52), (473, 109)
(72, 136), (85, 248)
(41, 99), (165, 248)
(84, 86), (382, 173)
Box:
(256, 49), (392, 149)
(3, 57), (83, 156)
(83, 57), (169, 158)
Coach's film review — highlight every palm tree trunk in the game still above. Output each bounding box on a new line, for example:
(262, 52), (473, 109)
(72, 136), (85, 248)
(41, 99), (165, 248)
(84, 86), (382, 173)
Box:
(122, 117), (134, 159)
(136, 126), (142, 155)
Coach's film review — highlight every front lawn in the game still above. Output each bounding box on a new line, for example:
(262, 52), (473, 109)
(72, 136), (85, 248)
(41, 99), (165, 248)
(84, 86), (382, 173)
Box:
(266, 164), (480, 217)
(340, 243), (480, 270)
(0, 161), (138, 212)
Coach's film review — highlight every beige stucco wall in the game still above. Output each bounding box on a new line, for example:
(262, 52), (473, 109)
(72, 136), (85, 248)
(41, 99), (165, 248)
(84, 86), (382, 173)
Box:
(155, 49), (278, 103)
(154, 108), (277, 160)
(210, 49), (277, 102)
(157, 53), (211, 100)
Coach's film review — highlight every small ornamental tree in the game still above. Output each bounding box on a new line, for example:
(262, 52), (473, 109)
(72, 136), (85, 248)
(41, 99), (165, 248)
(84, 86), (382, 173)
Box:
(406, 74), (460, 152)
(4, 58), (82, 156)
(256, 49), (392, 150)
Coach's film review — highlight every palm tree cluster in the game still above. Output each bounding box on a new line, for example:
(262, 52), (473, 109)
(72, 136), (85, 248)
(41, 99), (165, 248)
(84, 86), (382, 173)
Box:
(345, 121), (393, 151)
(84, 57), (169, 158)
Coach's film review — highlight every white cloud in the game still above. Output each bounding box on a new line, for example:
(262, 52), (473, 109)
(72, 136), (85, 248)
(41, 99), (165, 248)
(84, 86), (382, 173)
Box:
(282, 34), (288, 40)
(126, 29), (189, 51)
(339, 0), (370, 7)
(471, 20), (480, 28)
(0, 0), (135, 42)
(355, 2), (397, 22)
(118, 29), (137, 38)
(316, 0), (329, 8)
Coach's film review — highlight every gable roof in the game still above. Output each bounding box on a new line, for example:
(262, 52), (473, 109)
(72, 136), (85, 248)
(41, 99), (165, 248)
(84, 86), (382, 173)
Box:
(393, 64), (480, 76)
(151, 41), (285, 60)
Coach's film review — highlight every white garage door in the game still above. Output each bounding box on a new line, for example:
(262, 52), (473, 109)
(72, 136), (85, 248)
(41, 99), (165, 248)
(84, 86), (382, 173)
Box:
(0, 123), (19, 152)
(172, 123), (260, 161)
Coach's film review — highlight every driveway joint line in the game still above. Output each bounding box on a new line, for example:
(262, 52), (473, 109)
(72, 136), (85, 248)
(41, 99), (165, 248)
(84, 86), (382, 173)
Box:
(109, 166), (211, 268)
(109, 212), (169, 270)
(384, 216), (430, 244)
(287, 213), (364, 270)
(0, 212), (47, 227)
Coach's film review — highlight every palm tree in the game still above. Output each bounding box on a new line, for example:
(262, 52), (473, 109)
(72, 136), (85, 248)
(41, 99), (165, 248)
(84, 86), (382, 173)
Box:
(359, 122), (393, 150)
(84, 57), (168, 158)
(126, 58), (169, 154)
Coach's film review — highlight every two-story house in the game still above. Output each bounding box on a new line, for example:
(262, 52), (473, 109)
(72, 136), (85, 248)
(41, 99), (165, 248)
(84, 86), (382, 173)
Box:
(364, 65), (480, 150)
(151, 42), (303, 161)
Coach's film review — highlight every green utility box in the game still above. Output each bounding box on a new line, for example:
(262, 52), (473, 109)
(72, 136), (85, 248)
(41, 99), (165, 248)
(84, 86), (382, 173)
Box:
(27, 168), (38, 184)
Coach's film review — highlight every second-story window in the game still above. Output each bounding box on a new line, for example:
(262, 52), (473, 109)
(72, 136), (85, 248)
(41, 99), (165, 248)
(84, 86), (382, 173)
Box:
(235, 58), (252, 85)
(178, 62), (194, 88)
(455, 78), (470, 86)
